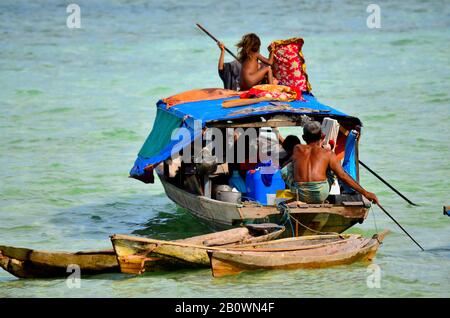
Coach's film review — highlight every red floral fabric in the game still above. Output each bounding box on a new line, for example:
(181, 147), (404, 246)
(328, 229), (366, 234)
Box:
(269, 38), (312, 93)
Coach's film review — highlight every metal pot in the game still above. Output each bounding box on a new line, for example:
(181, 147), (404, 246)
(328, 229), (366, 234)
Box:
(214, 184), (232, 194)
(216, 190), (241, 204)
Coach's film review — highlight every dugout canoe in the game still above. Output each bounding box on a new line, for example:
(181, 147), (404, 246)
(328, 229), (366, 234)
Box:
(0, 245), (119, 279)
(208, 230), (389, 277)
(111, 223), (285, 274)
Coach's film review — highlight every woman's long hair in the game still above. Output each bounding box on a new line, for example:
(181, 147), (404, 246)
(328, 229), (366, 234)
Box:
(236, 33), (261, 63)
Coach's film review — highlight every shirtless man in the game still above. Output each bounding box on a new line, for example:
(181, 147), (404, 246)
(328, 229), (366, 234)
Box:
(285, 121), (379, 204)
(236, 33), (276, 91)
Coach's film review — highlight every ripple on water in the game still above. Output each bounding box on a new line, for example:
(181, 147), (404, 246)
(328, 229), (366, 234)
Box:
(389, 39), (417, 46)
(14, 89), (43, 96)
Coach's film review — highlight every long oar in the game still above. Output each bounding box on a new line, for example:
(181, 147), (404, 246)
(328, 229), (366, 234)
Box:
(377, 203), (424, 251)
(196, 23), (239, 61)
(359, 160), (419, 206)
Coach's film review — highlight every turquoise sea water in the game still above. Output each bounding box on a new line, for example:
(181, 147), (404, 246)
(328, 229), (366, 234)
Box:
(0, 0), (449, 297)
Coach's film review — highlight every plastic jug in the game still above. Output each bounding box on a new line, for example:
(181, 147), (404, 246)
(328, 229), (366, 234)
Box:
(228, 170), (246, 194)
(245, 167), (286, 205)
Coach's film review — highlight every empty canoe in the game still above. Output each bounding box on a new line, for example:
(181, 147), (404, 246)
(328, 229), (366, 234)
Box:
(111, 223), (285, 274)
(208, 230), (389, 277)
(0, 245), (119, 279)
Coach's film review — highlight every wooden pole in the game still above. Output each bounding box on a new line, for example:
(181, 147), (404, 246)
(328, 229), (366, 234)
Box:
(359, 160), (419, 206)
(196, 23), (239, 61)
(377, 203), (424, 251)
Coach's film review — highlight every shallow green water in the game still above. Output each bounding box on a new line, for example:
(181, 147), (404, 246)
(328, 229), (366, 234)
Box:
(0, 0), (449, 297)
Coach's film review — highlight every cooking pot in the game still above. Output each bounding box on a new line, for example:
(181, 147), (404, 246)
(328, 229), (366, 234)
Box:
(216, 190), (241, 204)
(214, 184), (232, 194)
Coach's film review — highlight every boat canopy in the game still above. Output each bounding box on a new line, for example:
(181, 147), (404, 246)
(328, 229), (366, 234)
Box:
(130, 92), (362, 182)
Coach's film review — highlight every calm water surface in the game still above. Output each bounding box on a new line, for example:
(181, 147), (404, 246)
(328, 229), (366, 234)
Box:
(0, 0), (449, 297)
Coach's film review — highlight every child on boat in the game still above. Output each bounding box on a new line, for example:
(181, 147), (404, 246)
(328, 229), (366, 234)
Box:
(236, 33), (277, 90)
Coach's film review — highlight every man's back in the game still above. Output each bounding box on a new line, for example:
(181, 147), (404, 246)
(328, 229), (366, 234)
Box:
(292, 144), (331, 182)
(281, 120), (379, 205)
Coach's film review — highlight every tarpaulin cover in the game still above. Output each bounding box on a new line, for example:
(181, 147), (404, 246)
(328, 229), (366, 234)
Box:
(130, 108), (198, 178)
(130, 92), (361, 179)
(341, 130), (358, 193)
(166, 93), (358, 127)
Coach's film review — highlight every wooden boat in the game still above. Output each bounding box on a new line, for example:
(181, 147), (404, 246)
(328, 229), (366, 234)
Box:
(111, 223), (285, 274)
(208, 230), (389, 277)
(130, 87), (371, 236)
(160, 176), (370, 236)
(0, 245), (119, 279)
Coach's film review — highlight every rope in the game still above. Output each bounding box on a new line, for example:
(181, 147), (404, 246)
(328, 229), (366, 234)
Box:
(242, 200), (294, 236)
(277, 202), (340, 236)
(371, 205), (379, 234)
(370, 206), (384, 245)
(279, 205), (295, 237)
(289, 213), (340, 236)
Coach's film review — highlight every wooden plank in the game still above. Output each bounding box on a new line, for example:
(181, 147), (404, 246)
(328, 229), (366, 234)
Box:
(239, 204), (368, 219)
(210, 120), (300, 128)
(222, 97), (273, 108)
(342, 201), (365, 206)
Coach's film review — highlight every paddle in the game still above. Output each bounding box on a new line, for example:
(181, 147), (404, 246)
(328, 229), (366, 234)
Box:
(359, 160), (419, 206)
(376, 203), (424, 251)
(196, 23), (239, 61)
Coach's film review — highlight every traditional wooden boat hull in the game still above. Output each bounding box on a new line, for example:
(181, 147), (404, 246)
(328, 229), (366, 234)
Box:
(0, 245), (119, 279)
(111, 224), (285, 274)
(159, 174), (369, 236)
(208, 231), (389, 277)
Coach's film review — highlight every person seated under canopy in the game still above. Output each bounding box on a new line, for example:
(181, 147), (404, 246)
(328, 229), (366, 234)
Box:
(275, 132), (301, 168)
(281, 121), (379, 205)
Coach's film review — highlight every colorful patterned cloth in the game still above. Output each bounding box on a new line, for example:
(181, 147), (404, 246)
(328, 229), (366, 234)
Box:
(291, 180), (330, 204)
(239, 84), (301, 101)
(268, 38), (312, 93)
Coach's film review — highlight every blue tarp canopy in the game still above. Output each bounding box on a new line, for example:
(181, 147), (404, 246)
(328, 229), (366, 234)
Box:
(130, 93), (361, 181)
